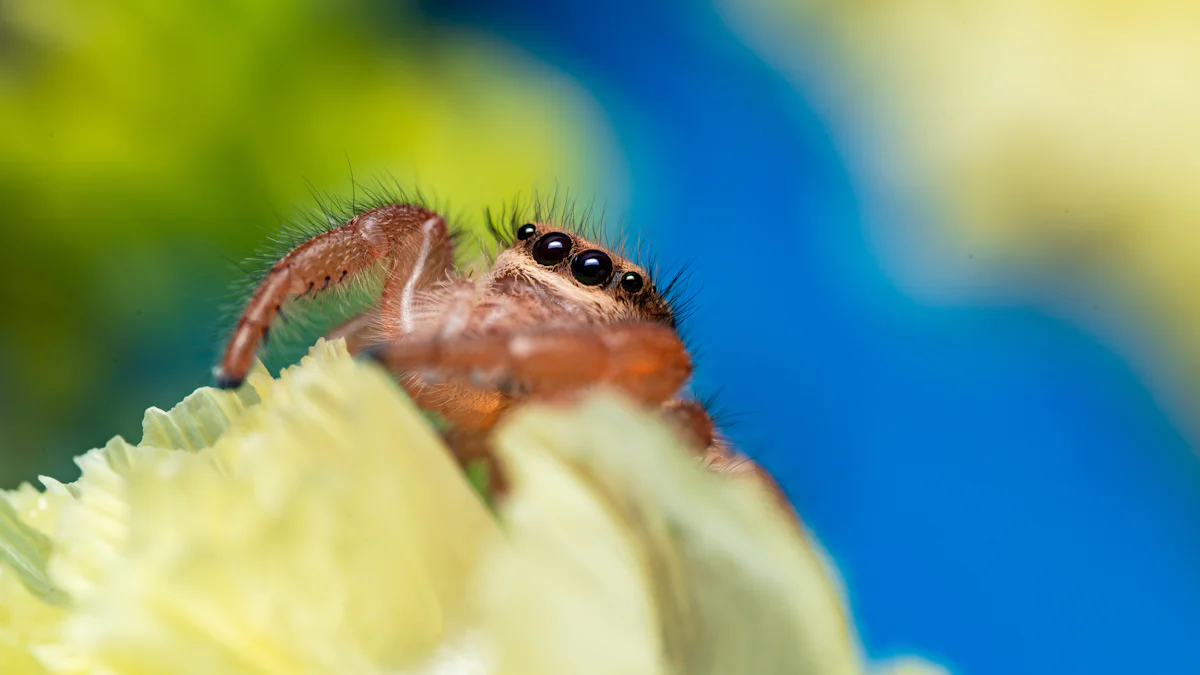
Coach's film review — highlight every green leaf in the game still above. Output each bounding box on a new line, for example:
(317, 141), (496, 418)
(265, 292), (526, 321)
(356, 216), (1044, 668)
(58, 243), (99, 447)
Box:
(464, 459), (495, 512)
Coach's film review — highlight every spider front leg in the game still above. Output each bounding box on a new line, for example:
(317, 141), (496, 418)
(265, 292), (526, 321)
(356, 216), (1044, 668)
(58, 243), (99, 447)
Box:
(369, 321), (694, 407)
(215, 204), (454, 388)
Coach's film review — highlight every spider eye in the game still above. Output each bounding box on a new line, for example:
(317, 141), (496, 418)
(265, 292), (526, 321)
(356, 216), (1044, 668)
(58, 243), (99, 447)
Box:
(571, 250), (613, 286)
(516, 223), (537, 240)
(532, 232), (572, 265)
(620, 271), (644, 293)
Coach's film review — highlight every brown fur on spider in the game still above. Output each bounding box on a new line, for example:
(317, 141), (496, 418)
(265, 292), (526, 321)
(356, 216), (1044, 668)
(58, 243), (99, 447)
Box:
(215, 194), (786, 506)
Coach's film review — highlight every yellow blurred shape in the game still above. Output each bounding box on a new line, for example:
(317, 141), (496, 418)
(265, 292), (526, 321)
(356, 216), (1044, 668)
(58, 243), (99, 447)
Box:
(0, 0), (615, 229)
(1, 341), (498, 674)
(483, 393), (862, 674)
(724, 0), (1200, 432)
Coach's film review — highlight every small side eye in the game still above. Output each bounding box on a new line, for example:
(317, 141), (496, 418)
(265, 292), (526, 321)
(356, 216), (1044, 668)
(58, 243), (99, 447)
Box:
(532, 232), (572, 265)
(620, 271), (644, 293)
(516, 223), (537, 240)
(571, 250), (613, 286)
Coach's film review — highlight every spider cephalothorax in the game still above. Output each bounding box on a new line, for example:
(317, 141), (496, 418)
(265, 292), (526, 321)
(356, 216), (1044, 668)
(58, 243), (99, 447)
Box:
(215, 195), (781, 500)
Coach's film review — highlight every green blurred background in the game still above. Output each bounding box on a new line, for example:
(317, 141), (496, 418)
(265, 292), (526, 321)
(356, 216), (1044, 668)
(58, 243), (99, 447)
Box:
(0, 0), (620, 486)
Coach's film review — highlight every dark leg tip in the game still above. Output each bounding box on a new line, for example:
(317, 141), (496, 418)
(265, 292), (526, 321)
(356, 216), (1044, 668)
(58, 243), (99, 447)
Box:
(212, 369), (245, 390)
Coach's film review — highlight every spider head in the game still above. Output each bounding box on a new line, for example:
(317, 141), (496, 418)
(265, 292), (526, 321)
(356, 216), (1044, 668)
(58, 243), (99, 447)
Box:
(489, 222), (677, 327)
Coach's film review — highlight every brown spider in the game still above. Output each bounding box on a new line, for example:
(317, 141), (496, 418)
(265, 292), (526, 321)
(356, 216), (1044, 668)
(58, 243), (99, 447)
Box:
(215, 199), (783, 502)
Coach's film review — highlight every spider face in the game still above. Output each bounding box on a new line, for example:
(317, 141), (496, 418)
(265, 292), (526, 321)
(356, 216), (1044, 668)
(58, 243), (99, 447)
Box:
(487, 223), (675, 329)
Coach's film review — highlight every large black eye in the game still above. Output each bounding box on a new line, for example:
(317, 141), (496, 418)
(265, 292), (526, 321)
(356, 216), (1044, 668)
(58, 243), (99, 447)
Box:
(620, 271), (644, 293)
(571, 250), (613, 286)
(516, 223), (537, 240)
(532, 232), (572, 265)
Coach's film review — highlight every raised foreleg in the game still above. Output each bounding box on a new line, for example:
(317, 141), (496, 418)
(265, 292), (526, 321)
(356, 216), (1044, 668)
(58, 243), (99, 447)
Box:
(215, 204), (453, 388)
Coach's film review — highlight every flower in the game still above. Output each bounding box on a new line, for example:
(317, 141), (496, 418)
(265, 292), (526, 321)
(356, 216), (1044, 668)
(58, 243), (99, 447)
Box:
(1, 340), (947, 674)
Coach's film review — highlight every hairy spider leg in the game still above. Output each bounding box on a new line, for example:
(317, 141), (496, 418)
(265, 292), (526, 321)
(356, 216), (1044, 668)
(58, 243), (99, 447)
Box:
(216, 204), (454, 388)
(661, 398), (791, 510)
(661, 398), (716, 449)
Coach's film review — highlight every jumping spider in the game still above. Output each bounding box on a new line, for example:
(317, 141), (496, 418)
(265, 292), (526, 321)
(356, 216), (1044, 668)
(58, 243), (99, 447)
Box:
(216, 198), (782, 500)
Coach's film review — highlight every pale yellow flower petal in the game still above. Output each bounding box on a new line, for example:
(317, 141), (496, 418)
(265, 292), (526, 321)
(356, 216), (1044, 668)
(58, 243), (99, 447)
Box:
(476, 417), (666, 675)
(1, 487), (69, 674)
(481, 393), (861, 675)
(0, 574), (64, 675)
(0, 497), (65, 606)
(138, 365), (264, 452)
(46, 340), (499, 675)
(47, 438), (175, 603)
(4, 483), (66, 537)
